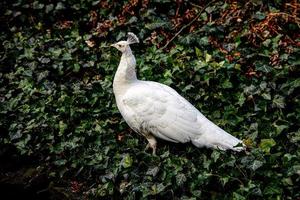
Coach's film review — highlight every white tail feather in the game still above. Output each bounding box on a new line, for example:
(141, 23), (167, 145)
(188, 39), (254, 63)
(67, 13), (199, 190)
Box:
(192, 128), (245, 152)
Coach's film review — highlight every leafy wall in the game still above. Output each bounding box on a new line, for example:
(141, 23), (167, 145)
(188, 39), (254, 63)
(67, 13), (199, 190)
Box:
(0, 0), (299, 199)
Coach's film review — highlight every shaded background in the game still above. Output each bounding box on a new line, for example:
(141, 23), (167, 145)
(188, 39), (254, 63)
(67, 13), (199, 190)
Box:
(0, 0), (299, 199)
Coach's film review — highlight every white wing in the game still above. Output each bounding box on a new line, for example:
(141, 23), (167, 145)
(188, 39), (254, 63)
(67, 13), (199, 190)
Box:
(120, 81), (206, 143)
(118, 80), (244, 151)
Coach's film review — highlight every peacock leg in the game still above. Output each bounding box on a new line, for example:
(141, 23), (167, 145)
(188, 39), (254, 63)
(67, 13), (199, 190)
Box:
(145, 135), (157, 155)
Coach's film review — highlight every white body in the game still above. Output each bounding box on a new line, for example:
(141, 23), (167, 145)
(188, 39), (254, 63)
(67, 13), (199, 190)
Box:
(112, 35), (244, 152)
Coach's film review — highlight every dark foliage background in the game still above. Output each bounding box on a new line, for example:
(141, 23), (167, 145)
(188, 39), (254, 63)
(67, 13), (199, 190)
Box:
(0, 0), (299, 199)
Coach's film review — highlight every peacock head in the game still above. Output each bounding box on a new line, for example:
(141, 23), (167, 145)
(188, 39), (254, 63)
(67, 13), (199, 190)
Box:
(111, 32), (139, 53)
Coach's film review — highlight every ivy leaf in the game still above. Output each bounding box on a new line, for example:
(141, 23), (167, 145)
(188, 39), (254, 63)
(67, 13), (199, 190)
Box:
(259, 139), (276, 153)
(59, 120), (67, 136)
(220, 176), (229, 186)
(195, 47), (202, 58)
(50, 48), (62, 58)
(287, 130), (300, 143)
(232, 192), (246, 200)
(62, 52), (72, 60)
(261, 93), (271, 100)
(176, 173), (187, 186)
(222, 79), (233, 88)
(121, 154), (133, 168)
(250, 160), (264, 171)
(272, 95), (285, 108)
(263, 184), (282, 195)
(205, 53), (212, 63)
(54, 159), (67, 166)
(55, 2), (65, 10)
(253, 11), (266, 20)
(211, 151), (220, 162)
(237, 94), (246, 106)
(73, 63), (80, 72)
(145, 22), (171, 30)
(274, 124), (288, 136)
(45, 4), (54, 13)
(146, 166), (159, 177)
(256, 64), (273, 73)
(199, 36), (209, 46)
(151, 183), (167, 195)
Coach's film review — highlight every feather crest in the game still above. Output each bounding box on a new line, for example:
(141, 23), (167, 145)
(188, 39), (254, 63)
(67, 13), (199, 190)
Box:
(127, 32), (139, 44)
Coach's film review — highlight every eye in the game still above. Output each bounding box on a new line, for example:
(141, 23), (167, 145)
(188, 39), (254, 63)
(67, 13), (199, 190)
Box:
(118, 44), (122, 47)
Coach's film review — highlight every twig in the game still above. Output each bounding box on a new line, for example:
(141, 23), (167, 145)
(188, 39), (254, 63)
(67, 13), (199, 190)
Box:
(161, 0), (216, 50)
(189, 2), (203, 9)
(234, 163), (248, 180)
(269, 12), (300, 25)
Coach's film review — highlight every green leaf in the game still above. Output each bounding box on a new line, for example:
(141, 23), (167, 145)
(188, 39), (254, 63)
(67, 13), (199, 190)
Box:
(262, 39), (271, 47)
(199, 36), (209, 46)
(176, 173), (187, 186)
(250, 160), (264, 171)
(261, 93), (271, 100)
(237, 94), (246, 106)
(121, 154), (133, 168)
(50, 48), (62, 58)
(205, 6), (215, 14)
(274, 124), (288, 135)
(222, 79), (233, 88)
(55, 2), (65, 10)
(62, 52), (72, 60)
(263, 184), (282, 195)
(211, 151), (220, 162)
(145, 22), (171, 30)
(259, 139), (276, 153)
(59, 120), (67, 136)
(272, 95), (285, 108)
(54, 159), (67, 166)
(233, 192), (246, 200)
(205, 53), (212, 63)
(146, 166), (159, 177)
(254, 11), (266, 20)
(24, 48), (34, 59)
(220, 176), (229, 186)
(33, 1), (44, 9)
(45, 4), (54, 13)
(287, 130), (300, 143)
(256, 64), (273, 73)
(73, 63), (80, 72)
(151, 183), (166, 195)
(195, 47), (202, 58)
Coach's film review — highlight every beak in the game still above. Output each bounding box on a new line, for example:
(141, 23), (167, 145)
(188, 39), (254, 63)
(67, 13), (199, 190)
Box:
(110, 43), (116, 48)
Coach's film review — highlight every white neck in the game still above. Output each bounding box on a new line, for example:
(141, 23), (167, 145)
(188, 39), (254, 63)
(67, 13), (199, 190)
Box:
(113, 47), (138, 95)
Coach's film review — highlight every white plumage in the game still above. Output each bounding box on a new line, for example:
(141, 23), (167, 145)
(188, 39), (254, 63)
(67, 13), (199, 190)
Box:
(111, 32), (244, 154)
